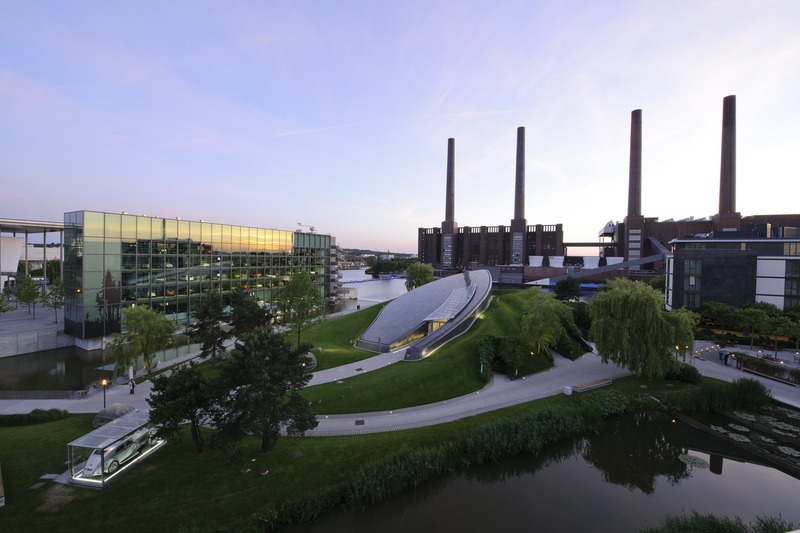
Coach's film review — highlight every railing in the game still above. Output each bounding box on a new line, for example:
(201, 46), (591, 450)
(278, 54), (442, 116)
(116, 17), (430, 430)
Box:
(0, 389), (89, 400)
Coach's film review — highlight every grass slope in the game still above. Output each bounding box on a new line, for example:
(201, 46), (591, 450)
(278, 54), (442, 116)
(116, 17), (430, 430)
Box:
(0, 376), (692, 533)
(300, 303), (385, 371)
(302, 289), (553, 414)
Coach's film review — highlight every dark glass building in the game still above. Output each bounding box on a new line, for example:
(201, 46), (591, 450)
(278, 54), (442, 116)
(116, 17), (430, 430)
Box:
(63, 211), (336, 348)
(666, 235), (800, 311)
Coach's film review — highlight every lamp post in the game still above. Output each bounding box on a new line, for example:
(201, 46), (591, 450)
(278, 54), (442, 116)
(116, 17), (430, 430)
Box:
(101, 378), (108, 409)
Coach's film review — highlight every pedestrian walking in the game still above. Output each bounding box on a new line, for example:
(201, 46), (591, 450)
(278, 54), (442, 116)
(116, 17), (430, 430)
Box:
(129, 378), (136, 394)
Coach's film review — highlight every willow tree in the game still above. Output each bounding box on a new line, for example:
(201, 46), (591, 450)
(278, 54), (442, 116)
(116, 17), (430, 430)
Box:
(666, 307), (699, 363)
(520, 288), (573, 357)
(589, 279), (680, 379)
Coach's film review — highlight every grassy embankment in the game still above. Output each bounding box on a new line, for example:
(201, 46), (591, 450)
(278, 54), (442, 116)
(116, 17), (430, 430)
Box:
(0, 377), (681, 533)
(301, 289), (552, 414)
(0, 288), (683, 532)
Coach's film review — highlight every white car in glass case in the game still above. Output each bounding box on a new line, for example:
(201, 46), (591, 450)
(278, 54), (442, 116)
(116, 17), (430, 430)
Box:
(83, 427), (155, 477)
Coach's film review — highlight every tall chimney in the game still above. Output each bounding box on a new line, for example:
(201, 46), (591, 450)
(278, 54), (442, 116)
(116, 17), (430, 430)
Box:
(444, 138), (455, 226)
(441, 138), (457, 268)
(514, 127), (525, 221)
(510, 127), (527, 265)
(719, 95), (736, 215)
(627, 109), (642, 217)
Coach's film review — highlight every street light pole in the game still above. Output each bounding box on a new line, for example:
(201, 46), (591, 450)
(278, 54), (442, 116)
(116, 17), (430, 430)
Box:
(101, 378), (108, 409)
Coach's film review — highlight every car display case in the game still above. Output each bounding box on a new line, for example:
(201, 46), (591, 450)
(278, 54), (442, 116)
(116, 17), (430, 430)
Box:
(68, 408), (164, 488)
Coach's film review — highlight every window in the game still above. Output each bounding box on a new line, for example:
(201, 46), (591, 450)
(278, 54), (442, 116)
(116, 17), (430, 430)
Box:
(786, 260), (800, 308)
(683, 258), (702, 308)
(785, 243), (800, 256)
(684, 258), (702, 275)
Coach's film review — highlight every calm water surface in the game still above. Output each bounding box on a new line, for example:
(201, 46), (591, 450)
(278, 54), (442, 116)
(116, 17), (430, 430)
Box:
(0, 268), (404, 391)
(281, 411), (800, 533)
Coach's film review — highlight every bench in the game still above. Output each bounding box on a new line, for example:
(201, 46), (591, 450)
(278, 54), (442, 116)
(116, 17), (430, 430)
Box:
(572, 378), (613, 393)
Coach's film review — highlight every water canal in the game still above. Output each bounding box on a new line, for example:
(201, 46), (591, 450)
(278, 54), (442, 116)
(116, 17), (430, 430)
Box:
(0, 268), (405, 392)
(280, 410), (800, 533)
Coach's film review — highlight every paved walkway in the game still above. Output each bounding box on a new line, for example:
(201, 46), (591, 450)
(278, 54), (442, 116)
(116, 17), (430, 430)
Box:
(2, 301), (799, 434)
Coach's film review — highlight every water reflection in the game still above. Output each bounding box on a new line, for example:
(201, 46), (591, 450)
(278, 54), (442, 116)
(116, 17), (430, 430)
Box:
(0, 343), (201, 391)
(282, 411), (800, 533)
(582, 411), (691, 493)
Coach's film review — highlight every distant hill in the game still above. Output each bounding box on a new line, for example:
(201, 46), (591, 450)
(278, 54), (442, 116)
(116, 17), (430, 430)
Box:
(342, 248), (414, 258)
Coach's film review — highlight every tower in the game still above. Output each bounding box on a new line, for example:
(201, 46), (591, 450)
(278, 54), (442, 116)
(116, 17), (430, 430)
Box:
(510, 126), (527, 265)
(440, 138), (457, 269)
(714, 95), (741, 231)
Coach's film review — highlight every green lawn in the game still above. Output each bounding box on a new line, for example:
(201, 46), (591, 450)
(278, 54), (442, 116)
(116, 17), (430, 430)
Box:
(299, 303), (386, 370)
(302, 290), (553, 413)
(0, 288), (629, 532)
(0, 375), (689, 533)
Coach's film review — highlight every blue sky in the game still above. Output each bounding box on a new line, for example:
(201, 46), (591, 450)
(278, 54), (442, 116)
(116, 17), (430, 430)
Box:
(2, 1), (799, 253)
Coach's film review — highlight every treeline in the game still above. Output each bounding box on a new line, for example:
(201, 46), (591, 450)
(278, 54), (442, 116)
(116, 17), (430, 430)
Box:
(366, 257), (416, 277)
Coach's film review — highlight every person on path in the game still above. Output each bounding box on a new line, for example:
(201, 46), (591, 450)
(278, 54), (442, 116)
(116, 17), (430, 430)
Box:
(129, 379), (135, 394)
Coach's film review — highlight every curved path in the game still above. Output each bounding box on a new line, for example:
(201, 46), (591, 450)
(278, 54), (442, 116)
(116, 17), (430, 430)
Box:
(307, 350), (632, 436)
(2, 340), (799, 436)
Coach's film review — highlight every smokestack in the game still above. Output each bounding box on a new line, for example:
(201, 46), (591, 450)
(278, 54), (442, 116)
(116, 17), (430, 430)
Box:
(441, 138), (457, 268)
(627, 109), (642, 218)
(719, 95), (736, 215)
(514, 127), (525, 220)
(444, 138), (455, 225)
(510, 127), (527, 265)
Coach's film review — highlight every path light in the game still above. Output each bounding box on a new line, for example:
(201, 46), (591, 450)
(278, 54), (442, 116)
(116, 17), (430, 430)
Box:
(101, 378), (108, 408)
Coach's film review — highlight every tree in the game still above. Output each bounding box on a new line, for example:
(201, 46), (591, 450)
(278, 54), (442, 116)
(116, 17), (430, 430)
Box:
(785, 306), (800, 350)
(41, 278), (65, 323)
(405, 262), (434, 291)
(108, 306), (176, 375)
(499, 336), (526, 379)
(45, 259), (61, 283)
(228, 286), (271, 340)
(665, 307), (699, 363)
(187, 290), (231, 366)
(702, 301), (739, 332)
(148, 362), (211, 453)
(764, 314), (794, 357)
(15, 275), (40, 318)
(737, 306), (769, 348)
(554, 276), (581, 302)
(0, 291), (13, 318)
(588, 279), (677, 379)
(648, 274), (666, 293)
(210, 326), (317, 453)
(276, 271), (324, 347)
(520, 288), (573, 356)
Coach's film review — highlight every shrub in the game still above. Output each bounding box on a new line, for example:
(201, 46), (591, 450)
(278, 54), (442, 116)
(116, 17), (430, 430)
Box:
(662, 378), (772, 411)
(664, 363), (701, 384)
(641, 510), (795, 533)
(0, 408), (71, 427)
(578, 390), (630, 420)
(728, 378), (773, 408)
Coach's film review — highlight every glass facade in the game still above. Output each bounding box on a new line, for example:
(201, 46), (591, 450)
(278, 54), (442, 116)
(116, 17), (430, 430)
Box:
(63, 211), (333, 340)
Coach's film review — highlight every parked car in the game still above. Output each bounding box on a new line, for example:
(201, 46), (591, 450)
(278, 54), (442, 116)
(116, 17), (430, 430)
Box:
(83, 427), (155, 477)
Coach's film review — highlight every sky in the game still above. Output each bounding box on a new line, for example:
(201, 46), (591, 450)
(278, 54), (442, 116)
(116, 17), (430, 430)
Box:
(2, 1), (800, 254)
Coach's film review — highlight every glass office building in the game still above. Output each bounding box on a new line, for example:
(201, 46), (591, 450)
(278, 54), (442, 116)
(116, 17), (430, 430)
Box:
(63, 211), (334, 344)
